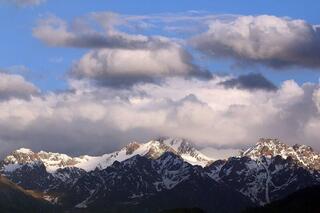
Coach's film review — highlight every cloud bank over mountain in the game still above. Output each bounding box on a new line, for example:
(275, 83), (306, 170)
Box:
(0, 71), (319, 157)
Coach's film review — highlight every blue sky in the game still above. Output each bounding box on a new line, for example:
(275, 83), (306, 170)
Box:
(1, 0), (319, 91)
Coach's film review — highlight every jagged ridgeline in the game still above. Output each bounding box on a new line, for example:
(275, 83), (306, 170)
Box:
(0, 138), (320, 213)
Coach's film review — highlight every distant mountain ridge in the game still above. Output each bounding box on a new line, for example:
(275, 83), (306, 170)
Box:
(62, 152), (251, 212)
(0, 137), (320, 212)
(1, 138), (213, 174)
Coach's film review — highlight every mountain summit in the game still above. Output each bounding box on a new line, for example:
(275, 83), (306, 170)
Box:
(242, 138), (320, 170)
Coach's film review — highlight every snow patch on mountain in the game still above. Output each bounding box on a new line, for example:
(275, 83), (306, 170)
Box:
(201, 147), (240, 160)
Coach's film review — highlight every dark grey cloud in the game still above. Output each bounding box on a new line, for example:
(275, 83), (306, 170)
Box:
(220, 73), (277, 91)
(191, 15), (320, 69)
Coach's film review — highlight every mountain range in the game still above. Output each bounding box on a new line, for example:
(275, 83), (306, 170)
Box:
(0, 137), (320, 213)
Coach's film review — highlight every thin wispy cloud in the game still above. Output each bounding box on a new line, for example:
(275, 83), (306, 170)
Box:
(2, 0), (45, 6)
(33, 13), (173, 49)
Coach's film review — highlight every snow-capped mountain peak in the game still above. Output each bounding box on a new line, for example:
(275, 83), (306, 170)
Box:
(123, 141), (141, 155)
(242, 138), (320, 170)
(242, 138), (287, 159)
(160, 137), (213, 166)
(15, 148), (34, 154)
(1, 138), (213, 173)
(1, 148), (84, 173)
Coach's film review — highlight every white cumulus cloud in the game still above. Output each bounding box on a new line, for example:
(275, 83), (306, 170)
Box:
(0, 73), (39, 100)
(191, 15), (320, 69)
(71, 44), (207, 86)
